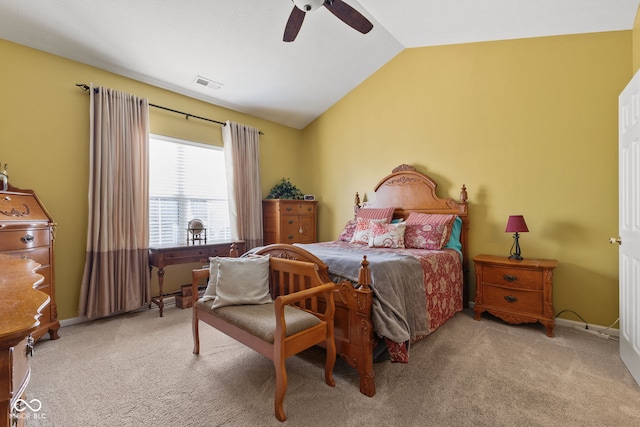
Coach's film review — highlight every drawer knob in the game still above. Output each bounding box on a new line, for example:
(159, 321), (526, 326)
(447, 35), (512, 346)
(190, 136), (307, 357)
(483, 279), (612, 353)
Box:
(287, 235), (294, 240)
(288, 219), (294, 224)
(504, 295), (519, 303)
(21, 234), (35, 243)
(286, 207), (292, 211)
(503, 274), (518, 282)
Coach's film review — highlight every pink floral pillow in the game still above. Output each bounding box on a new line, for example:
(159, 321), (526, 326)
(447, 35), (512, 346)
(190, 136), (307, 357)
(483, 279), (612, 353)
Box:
(369, 221), (406, 248)
(350, 217), (384, 245)
(338, 219), (357, 242)
(404, 213), (456, 250)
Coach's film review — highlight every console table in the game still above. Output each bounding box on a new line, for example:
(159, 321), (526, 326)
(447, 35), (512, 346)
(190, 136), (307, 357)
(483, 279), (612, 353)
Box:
(0, 255), (49, 427)
(148, 241), (245, 316)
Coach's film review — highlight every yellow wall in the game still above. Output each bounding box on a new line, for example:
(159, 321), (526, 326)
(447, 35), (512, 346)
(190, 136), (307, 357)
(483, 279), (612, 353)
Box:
(0, 39), (303, 321)
(1, 28), (635, 328)
(301, 31), (632, 327)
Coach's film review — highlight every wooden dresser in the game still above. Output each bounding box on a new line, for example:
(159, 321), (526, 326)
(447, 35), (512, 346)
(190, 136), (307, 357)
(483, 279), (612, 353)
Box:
(0, 185), (59, 341)
(262, 199), (317, 245)
(0, 255), (50, 427)
(473, 254), (558, 337)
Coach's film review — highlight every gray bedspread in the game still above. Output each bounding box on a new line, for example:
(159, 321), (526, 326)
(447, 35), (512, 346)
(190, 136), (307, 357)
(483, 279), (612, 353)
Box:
(294, 243), (429, 343)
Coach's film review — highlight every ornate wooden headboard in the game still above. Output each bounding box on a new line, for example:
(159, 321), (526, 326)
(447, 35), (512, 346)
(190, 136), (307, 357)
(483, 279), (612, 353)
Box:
(354, 164), (470, 304)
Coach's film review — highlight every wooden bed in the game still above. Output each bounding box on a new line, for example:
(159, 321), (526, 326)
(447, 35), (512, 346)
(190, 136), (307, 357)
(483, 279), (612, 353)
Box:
(252, 164), (469, 397)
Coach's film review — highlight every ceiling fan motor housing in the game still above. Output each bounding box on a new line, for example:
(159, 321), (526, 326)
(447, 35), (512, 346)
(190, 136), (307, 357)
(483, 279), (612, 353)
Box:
(292, 0), (325, 12)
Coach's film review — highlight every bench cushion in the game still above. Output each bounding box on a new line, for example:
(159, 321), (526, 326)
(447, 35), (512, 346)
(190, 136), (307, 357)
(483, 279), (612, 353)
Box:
(196, 300), (322, 343)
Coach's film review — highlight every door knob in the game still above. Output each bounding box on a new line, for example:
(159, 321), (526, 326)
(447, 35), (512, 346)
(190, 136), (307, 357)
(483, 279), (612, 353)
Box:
(609, 237), (622, 245)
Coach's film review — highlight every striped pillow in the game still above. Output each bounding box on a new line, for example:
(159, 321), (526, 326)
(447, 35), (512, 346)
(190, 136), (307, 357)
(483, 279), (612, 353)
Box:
(404, 213), (457, 250)
(356, 207), (395, 223)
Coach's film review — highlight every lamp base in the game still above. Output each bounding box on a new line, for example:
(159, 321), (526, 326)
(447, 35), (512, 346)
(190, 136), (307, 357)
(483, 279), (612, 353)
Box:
(509, 232), (524, 260)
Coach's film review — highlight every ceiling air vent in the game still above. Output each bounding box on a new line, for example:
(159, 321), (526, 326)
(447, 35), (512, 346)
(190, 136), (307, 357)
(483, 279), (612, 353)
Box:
(194, 75), (222, 90)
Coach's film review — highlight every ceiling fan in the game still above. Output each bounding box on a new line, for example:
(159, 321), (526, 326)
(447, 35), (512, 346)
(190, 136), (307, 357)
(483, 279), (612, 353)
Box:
(284, 0), (374, 42)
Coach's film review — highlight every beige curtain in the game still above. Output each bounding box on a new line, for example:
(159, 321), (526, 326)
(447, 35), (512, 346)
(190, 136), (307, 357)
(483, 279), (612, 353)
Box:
(222, 121), (263, 250)
(79, 85), (151, 319)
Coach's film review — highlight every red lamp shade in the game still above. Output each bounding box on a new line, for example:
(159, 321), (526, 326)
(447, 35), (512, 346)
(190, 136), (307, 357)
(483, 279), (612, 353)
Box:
(505, 215), (529, 233)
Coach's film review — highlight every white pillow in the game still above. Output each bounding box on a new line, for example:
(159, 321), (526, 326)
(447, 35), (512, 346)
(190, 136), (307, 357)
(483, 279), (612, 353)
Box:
(212, 255), (272, 309)
(350, 217), (386, 246)
(201, 257), (219, 301)
(369, 221), (406, 249)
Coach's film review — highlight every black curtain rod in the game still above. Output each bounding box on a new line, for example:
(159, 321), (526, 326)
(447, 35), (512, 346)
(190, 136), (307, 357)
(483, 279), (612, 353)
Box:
(76, 83), (265, 135)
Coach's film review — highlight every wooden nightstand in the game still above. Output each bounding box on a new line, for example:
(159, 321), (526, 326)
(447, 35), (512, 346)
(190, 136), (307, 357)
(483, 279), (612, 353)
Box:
(473, 254), (558, 337)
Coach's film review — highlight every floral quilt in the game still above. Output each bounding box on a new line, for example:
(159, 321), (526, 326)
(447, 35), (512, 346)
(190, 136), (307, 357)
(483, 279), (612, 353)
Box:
(295, 241), (463, 363)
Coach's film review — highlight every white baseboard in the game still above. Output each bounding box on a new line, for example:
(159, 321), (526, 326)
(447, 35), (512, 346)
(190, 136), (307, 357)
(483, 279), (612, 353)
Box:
(555, 317), (619, 337)
(59, 297), (175, 328)
(60, 316), (89, 327)
(63, 299), (619, 339)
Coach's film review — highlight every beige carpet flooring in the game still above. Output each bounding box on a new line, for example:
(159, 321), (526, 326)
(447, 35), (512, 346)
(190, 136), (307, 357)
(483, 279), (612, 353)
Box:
(24, 306), (640, 427)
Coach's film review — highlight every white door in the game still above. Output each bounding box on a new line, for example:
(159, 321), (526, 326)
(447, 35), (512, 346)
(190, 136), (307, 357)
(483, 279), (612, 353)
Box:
(618, 70), (640, 386)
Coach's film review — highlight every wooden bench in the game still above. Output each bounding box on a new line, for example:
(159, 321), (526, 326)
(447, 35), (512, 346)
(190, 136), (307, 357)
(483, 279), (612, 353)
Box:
(191, 256), (338, 422)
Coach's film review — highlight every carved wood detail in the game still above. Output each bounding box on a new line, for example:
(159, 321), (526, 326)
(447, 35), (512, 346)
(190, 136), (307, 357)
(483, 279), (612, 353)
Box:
(0, 203), (30, 217)
(385, 176), (421, 186)
(391, 164), (416, 173)
(489, 311), (538, 325)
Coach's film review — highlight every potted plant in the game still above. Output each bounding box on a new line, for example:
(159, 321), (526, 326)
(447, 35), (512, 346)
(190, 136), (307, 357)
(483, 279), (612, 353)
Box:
(266, 178), (304, 200)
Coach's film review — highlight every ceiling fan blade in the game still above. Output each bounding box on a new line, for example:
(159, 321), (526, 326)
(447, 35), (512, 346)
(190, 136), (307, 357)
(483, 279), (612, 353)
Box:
(284, 6), (306, 42)
(324, 0), (373, 34)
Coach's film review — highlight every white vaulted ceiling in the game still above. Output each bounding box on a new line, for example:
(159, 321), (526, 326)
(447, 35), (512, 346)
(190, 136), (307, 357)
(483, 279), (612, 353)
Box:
(0, 0), (637, 129)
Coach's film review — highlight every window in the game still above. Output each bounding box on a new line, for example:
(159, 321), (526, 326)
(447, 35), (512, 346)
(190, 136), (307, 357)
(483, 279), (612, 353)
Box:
(149, 134), (230, 246)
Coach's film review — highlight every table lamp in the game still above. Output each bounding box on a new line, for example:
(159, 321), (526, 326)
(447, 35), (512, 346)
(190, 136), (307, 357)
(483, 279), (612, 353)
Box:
(505, 215), (529, 260)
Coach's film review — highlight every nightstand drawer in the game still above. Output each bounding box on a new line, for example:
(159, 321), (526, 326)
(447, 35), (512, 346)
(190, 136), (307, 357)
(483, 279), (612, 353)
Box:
(482, 266), (542, 290)
(483, 284), (543, 315)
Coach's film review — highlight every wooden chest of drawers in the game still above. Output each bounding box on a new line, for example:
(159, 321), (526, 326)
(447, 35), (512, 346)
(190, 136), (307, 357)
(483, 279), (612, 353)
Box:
(0, 255), (50, 427)
(262, 199), (317, 245)
(473, 254), (558, 337)
(0, 186), (59, 341)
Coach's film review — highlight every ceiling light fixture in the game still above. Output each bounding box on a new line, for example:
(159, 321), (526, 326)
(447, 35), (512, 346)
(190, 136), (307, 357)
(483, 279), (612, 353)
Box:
(194, 75), (222, 90)
(292, 0), (325, 12)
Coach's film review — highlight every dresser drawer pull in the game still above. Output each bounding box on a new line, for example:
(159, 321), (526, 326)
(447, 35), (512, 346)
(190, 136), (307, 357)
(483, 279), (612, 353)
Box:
(503, 274), (518, 282)
(286, 207), (292, 211)
(504, 295), (519, 303)
(21, 234), (35, 243)
(288, 219), (294, 224)
(287, 235), (294, 240)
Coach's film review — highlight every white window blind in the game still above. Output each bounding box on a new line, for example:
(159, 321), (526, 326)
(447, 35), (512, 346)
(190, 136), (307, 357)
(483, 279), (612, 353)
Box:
(149, 134), (230, 246)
